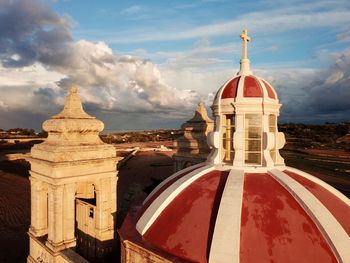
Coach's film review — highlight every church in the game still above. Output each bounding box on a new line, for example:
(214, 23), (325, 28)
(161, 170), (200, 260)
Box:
(27, 30), (350, 263)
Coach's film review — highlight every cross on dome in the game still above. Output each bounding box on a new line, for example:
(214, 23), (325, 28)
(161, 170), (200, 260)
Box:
(238, 28), (252, 75)
(240, 29), (250, 59)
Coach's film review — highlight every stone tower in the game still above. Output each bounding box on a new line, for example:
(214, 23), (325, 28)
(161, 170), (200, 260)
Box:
(173, 102), (214, 172)
(28, 86), (118, 262)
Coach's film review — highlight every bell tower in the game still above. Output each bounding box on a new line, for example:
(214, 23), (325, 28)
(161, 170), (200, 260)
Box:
(28, 86), (118, 262)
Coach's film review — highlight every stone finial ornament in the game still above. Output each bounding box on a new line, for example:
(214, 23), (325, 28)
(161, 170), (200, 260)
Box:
(53, 85), (94, 119)
(41, 85), (105, 147)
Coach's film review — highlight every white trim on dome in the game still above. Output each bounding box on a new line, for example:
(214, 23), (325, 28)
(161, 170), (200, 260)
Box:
(269, 169), (350, 263)
(213, 77), (236, 107)
(259, 77), (278, 101)
(257, 76), (269, 100)
(209, 169), (244, 263)
(142, 162), (206, 205)
(136, 165), (215, 235)
(236, 75), (245, 100)
(284, 166), (350, 206)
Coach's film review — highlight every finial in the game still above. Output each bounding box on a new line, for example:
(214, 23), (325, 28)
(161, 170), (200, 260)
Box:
(69, 85), (78, 94)
(240, 28), (251, 60)
(238, 28), (252, 75)
(52, 85), (93, 119)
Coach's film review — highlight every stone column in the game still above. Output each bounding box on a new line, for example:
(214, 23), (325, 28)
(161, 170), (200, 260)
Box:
(95, 178), (114, 241)
(110, 176), (117, 217)
(29, 177), (48, 237)
(262, 114), (274, 167)
(233, 113), (245, 166)
(63, 183), (76, 248)
(46, 184), (65, 252)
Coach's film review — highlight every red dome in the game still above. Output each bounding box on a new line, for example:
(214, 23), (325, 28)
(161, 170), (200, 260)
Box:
(119, 164), (350, 262)
(216, 75), (277, 102)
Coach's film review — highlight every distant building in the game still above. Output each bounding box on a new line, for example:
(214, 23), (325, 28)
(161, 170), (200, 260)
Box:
(173, 102), (213, 172)
(119, 29), (350, 262)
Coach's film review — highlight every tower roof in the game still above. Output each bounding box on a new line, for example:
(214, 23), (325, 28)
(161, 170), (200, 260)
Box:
(30, 86), (115, 162)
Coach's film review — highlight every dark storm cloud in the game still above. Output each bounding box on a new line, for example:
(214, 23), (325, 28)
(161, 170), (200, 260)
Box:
(278, 49), (350, 123)
(307, 51), (350, 115)
(0, 0), (72, 67)
(0, 0), (197, 130)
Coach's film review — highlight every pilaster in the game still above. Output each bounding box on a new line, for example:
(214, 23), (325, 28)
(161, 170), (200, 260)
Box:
(233, 113), (245, 167)
(63, 183), (76, 248)
(29, 177), (48, 237)
(262, 114), (274, 167)
(46, 184), (65, 252)
(95, 177), (114, 240)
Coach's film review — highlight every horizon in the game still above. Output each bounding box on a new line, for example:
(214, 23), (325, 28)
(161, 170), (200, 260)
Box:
(2, 121), (349, 134)
(0, 0), (350, 130)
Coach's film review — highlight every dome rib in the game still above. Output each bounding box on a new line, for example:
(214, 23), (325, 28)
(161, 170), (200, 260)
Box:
(139, 163), (205, 218)
(209, 169), (244, 263)
(269, 169), (350, 262)
(241, 172), (338, 263)
(284, 169), (350, 235)
(261, 79), (276, 99)
(142, 170), (229, 263)
(136, 165), (215, 235)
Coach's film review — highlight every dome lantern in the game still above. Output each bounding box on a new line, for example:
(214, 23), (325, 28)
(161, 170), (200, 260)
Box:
(208, 29), (285, 170)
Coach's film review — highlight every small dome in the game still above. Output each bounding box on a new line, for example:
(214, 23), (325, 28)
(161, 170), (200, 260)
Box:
(121, 164), (350, 262)
(214, 75), (277, 105)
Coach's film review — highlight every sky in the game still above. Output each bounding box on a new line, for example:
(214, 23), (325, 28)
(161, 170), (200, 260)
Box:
(0, 0), (349, 131)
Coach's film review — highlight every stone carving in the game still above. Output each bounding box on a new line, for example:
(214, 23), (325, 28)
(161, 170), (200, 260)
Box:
(173, 102), (214, 172)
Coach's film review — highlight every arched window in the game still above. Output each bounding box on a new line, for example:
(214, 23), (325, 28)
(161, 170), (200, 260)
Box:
(245, 114), (262, 165)
(221, 114), (235, 163)
(269, 114), (277, 162)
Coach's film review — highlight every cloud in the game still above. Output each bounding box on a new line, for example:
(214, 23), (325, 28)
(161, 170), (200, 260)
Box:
(0, 0), (199, 130)
(159, 39), (239, 71)
(54, 40), (198, 113)
(337, 30), (350, 42)
(305, 49), (350, 119)
(253, 49), (350, 123)
(0, 0), (72, 67)
(121, 5), (143, 16)
(0, 0), (349, 131)
(161, 46), (350, 125)
(106, 9), (350, 44)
